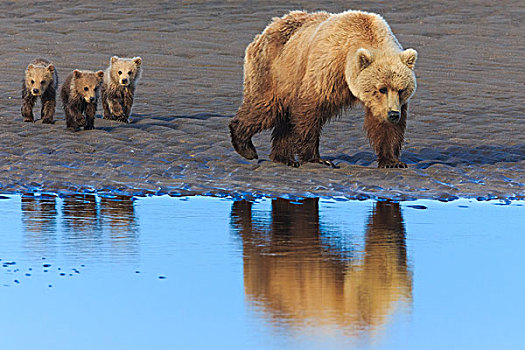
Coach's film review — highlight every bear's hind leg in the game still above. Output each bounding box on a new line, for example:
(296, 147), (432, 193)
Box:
(230, 102), (275, 160)
(270, 119), (300, 167)
(295, 120), (337, 168)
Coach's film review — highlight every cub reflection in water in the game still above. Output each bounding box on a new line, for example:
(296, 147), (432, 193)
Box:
(230, 199), (412, 335)
(21, 194), (58, 233)
(21, 194), (138, 246)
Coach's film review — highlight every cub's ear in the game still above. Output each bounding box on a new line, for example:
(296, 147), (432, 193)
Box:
(356, 48), (373, 71)
(133, 57), (142, 66)
(27, 64), (35, 71)
(47, 64), (55, 72)
(96, 70), (105, 80)
(400, 48), (417, 70)
(111, 56), (119, 64)
(73, 70), (82, 79)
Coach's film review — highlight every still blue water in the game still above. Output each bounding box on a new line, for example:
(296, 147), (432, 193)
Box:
(0, 195), (523, 350)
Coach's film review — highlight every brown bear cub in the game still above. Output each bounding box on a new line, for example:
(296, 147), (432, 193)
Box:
(101, 56), (142, 123)
(229, 10), (418, 168)
(21, 58), (58, 123)
(60, 69), (104, 131)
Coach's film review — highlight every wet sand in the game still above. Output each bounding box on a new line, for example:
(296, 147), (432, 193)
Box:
(0, 0), (523, 200)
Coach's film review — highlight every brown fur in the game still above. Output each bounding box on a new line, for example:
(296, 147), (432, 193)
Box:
(101, 56), (142, 123)
(21, 58), (58, 123)
(229, 10), (417, 168)
(60, 69), (104, 131)
(231, 199), (411, 330)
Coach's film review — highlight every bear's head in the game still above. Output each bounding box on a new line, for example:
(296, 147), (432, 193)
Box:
(346, 48), (417, 124)
(72, 70), (104, 103)
(108, 56), (142, 87)
(25, 63), (55, 97)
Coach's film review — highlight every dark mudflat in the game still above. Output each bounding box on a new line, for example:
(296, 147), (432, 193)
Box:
(0, 1), (522, 200)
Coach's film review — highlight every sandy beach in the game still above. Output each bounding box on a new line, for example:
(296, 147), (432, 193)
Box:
(0, 0), (523, 200)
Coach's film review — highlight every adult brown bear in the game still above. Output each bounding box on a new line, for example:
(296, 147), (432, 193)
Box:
(229, 10), (417, 168)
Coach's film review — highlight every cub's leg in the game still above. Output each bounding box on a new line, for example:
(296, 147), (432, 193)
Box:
(21, 85), (36, 122)
(84, 102), (97, 130)
(40, 88), (56, 124)
(65, 105), (84, 132)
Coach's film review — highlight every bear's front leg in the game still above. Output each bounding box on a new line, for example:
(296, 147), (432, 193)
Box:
(21, 90), (36, 122)
(40, 90), (56, 124)
(364, 106), (407, 168)
(84, 102), (96, 130)
(65, 106), (84, 131)
(102, 94), (113, 120)
(107, 98), (127, 123)
(122, 89), (134, 122)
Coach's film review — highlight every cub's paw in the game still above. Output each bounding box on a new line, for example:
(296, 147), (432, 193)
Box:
(41, 118), (54, 124)
(23, 117), (34, 123)
(84, 125), (95, 130)
(287, 160), (301, 168)
(378, 160), (408, 169)
(312, 158), (339, 169)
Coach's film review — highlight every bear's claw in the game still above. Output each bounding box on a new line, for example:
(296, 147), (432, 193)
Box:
(316, 159), (339, 168)
(378, 160), (407, 169)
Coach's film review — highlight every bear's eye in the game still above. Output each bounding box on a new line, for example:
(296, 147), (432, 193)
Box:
(41, 80), (46, 85)
(128, 71), (132, 75)
(379, 87), (387, 94)
(30, 80), (35, 84)
(84, 87), (89, 91)
(399, 89), (405, 95)
(118, 71), (122, 75)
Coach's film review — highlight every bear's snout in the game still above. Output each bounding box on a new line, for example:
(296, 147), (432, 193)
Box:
(32, 88), (40, 95)
(120, 78), (128, 85)
(89, 96), (95, 103)
(387, 110), (400, 123)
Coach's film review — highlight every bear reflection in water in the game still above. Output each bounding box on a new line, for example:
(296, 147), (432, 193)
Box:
(21, 194), (138, 257)
(230, 199), (412, 335)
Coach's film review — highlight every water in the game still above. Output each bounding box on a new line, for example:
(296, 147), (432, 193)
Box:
(0, 194), (523, 349)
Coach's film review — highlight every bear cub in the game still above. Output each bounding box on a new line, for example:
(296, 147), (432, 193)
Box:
(21, 58), (58, 123)
(60, 69), (104, 131)
(101, 56), (142, 123)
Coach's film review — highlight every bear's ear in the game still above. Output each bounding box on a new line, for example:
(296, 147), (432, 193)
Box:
(96, 70), (105, 80)
(356, 48), (373, 71)
(27, 64), (35, 71)
(400, 49), (417, 70)
(47, 64), (55, 72)
(111, 56), (119, 64)
(73, 70), (82, 79)
(133, 57), (142, 66)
